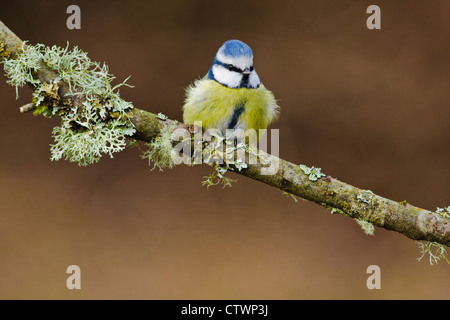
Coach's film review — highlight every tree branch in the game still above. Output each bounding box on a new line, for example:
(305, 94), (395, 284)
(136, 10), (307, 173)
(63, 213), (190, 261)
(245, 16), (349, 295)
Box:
(1, 20), (448, 247)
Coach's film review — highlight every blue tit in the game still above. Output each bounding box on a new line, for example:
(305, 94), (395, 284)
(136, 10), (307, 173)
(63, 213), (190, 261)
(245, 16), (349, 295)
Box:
(183, 39), (279, 137)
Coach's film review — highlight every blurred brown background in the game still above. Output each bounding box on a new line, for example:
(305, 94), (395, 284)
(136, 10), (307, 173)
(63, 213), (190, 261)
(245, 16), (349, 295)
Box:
(0, 0), (449, 299)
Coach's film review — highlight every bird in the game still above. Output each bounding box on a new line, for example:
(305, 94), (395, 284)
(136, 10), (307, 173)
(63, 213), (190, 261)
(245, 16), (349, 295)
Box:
(182, 40), (279, 139)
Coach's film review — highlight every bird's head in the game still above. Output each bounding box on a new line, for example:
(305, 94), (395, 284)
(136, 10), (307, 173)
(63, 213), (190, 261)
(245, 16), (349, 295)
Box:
(207, 39), (261, 89)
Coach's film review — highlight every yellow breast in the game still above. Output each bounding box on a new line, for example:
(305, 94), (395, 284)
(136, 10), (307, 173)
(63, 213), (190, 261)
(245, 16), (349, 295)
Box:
(183, 79), (279, 133)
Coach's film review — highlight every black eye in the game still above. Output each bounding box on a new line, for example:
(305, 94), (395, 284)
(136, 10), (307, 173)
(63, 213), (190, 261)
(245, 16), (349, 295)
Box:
(227, 64), (234, 71)
(249, 66), (254, 71)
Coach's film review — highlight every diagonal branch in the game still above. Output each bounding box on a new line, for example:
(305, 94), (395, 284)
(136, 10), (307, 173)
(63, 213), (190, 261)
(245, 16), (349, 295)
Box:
(1, 20), (448, 247)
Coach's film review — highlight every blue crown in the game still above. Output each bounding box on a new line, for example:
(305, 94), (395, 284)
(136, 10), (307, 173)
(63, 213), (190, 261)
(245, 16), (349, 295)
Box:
(221, 40), (253, 58)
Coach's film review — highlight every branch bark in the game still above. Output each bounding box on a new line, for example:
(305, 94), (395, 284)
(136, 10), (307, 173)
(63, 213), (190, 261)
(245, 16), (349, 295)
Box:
(1, 20), (448, 247)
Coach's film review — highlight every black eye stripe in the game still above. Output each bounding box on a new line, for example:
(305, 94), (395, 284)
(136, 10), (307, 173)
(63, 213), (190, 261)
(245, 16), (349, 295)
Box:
(215, 61), (251, 73)
(227, 64), (241, 72)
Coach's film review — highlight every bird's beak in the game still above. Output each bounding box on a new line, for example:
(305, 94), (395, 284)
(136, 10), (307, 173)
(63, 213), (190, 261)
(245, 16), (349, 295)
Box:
(242, 68), (251, 75)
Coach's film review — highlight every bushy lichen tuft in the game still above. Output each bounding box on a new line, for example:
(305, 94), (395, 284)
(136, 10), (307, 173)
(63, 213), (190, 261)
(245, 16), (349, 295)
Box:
(2, 42), (135, 166)
(2, 42), (42, 97)
(141, 122), (178, 171)
(355, 218), (375, 236)
(50, 118), (133, 166)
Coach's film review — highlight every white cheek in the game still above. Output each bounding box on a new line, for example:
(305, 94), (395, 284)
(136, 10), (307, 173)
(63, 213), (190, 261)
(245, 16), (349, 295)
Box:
(248, 71), (261, 88)
(212, 65), (242, 88)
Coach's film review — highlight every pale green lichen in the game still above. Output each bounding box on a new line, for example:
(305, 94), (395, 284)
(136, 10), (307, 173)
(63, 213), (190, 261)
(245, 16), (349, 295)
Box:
(1, 42), (135, 166)
(202, 163), (236, 189)
(233, 158), (248, 171)
(355, 218), (375, 236)
(141, 122), (178, 171)
(202, 130), (226, 165)
(50, 118), (132, 166)
(357, 189), (375, 205)
(157, 112), (168, 121)
(417, 241), (450, 265)
(200, 131), (256, 188)
(2, 41), (42, 97)
(357, 189), (376, 212)
(141, 124), (249, 186)
(299, 164), (326, 181)
(436, 206), (450, 219)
